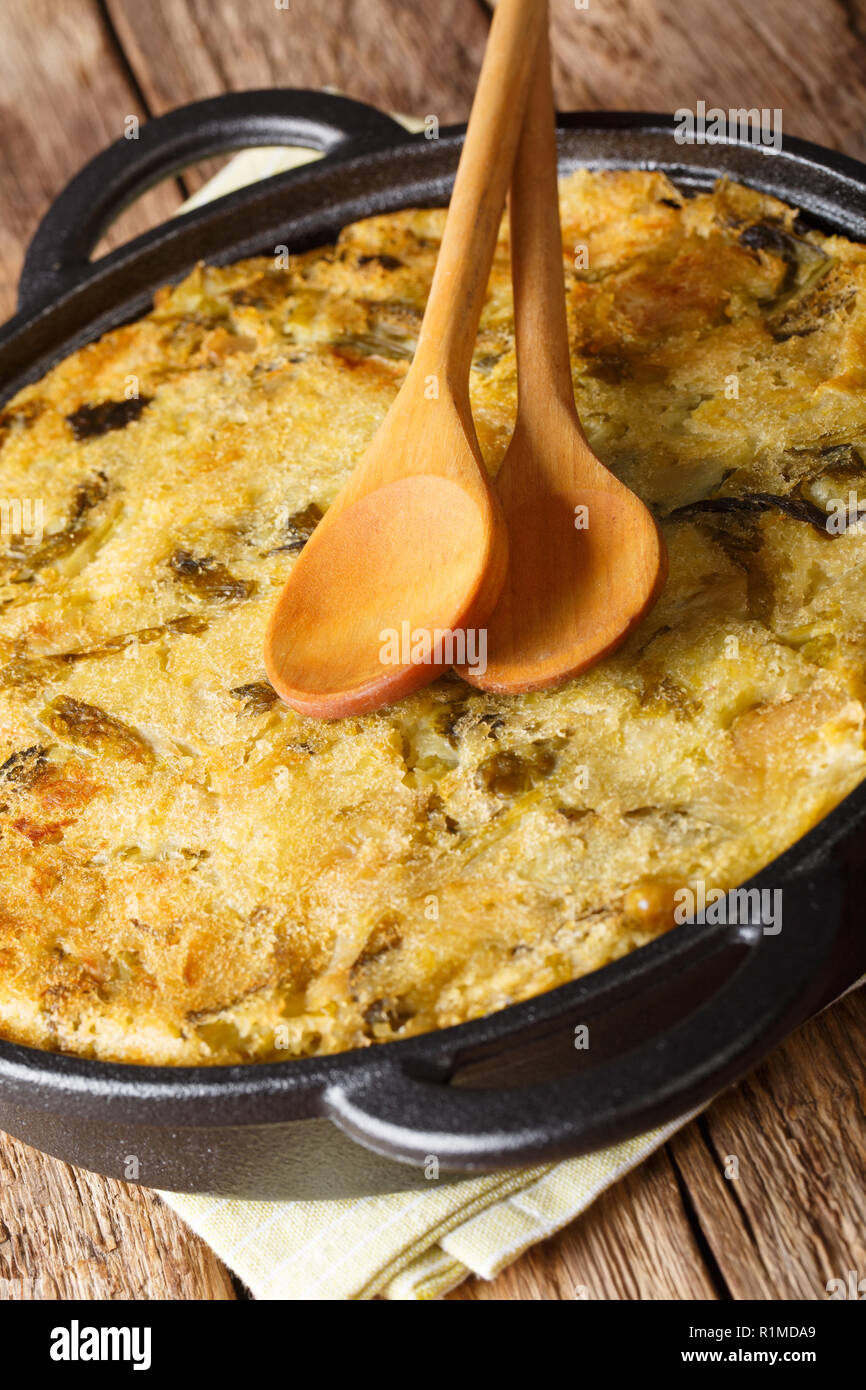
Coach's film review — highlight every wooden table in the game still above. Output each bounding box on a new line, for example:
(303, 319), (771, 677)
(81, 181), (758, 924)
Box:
(1, 0), (865, 1301)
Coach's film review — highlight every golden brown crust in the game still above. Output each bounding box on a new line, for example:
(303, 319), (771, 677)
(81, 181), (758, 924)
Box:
(1, 170), (865, 1064)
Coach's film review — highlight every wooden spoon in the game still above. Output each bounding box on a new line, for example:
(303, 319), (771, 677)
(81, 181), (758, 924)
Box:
(264, 0), (547, 718)
(458, 15), (667, 694)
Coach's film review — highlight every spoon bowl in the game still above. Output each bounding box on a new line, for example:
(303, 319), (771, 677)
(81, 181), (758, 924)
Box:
(467, 415), (666, 693)
(265, 471), (496, 717)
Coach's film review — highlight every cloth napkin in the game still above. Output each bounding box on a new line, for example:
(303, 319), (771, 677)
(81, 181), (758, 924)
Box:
(157, 124), (861, 1301)
(163, 1114), (695, 1300)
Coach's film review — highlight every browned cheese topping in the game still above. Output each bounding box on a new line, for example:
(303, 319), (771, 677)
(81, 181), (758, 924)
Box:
(0, 171), (864, 1063)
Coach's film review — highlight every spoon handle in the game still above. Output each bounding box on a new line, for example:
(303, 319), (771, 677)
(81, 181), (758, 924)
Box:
(509, 6), (580, 421)
(412, 0), (546, 392)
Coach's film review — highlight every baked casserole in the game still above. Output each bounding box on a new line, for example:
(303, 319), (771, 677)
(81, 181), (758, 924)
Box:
(0, 169), (864, 1065)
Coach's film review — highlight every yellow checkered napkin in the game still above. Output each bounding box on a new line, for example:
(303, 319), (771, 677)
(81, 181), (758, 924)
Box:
(155, 132), (862, 1301)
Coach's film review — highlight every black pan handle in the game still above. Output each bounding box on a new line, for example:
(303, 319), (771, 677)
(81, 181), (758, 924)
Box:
(325, 858), (847, 1168)
(19, 89), (407, 311)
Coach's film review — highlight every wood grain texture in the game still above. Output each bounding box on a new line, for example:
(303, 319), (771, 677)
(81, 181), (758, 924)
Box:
(547, 0), (866, 158)
(0, 1131), (236, 1300)
(675, 989), (866, 1300)
(0, 0), (183, 319)
(2, 0), (866, 1303)
(106, 0), (490, 149)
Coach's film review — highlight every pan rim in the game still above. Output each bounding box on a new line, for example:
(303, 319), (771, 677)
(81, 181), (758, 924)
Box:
(1, 105), (864, 1101)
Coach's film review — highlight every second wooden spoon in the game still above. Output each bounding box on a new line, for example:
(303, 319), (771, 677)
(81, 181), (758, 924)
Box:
(460, 16), (667, 694)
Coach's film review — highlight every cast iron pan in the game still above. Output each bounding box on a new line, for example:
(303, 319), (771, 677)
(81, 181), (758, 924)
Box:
(0, 91), (865, 1198)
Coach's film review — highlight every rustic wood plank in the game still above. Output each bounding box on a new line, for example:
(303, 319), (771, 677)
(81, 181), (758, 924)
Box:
(547, 0), (866, 159)
(448, 1147), (719, 1300)
(667, 1120), (772, 1300)
(0, 1132), (236, 1299)
(670, 989), (866, 1301)
(106, 0), (491, 195)
(0, 0), (184, 320)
